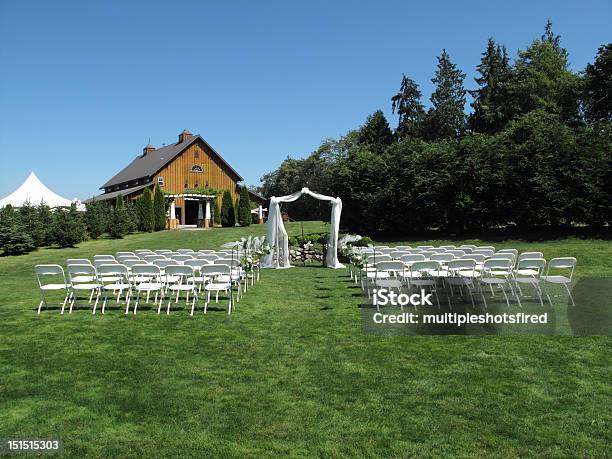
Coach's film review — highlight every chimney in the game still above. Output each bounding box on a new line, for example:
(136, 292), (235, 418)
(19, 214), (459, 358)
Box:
(178, 129), (193, 143)
(143, 143), (155, 155)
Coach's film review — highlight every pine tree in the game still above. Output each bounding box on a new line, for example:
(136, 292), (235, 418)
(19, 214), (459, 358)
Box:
(357, 110), (394, 153)
(220, 190), (236, 227)
(0, 204), (35, 255)
(18, 202), (42, 247)
(213, 197), (221, 226)
(237, 186), (251, 226)
(422, 50), (467, 140)
(109, 194), (129, 239)
(391, 74), (425, 140)
(84, 200), (108, 239)
(153, 184), (167, 231)
(583, 43), (612, 122)
(469, 38), (513, 133)
(510, 21), (582, 125)
(139, 188), (154, 232)
(36, 203), (54, 246)
(52, 203), (87, 247)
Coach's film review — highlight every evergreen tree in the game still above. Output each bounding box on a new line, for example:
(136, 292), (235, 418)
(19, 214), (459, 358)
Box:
(510, 21), (583, 125)
(213, 197), (221, 226)
(133, 195), (144, 231)
(18, 202), (43, 247)
(422, 50), (467, 140)
(109, 194), (130, 239)
(36, 203), (54, 246)
(391, 74), (425, 140)
(357, 110), (394, 153)
(84, 200), (108, 239)
(469, 38), (513, 133)
(583, 43), (612, 122)
(220, 190), (236, 227)
(124, 201), (140, 233)
(52, 203), (87, 247)
(0, 204), (35, 255)
(138, 188), (154, 232)
(237, 186), (251, 226)
(153, 184), (167, 231)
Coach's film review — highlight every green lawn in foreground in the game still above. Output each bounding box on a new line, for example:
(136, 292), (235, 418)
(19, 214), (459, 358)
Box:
(0, 222), (610, 457)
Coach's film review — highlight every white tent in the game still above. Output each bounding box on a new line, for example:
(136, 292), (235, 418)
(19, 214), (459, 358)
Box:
(261, 187), (344, 269)
(0, 172), (74, 208)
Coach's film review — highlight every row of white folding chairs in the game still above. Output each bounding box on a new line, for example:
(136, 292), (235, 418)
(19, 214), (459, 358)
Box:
(35, 262), (240, 316)
(73, 256), (251, 299)
(366, 257), (576, 308)
(112, 250), (259, 279)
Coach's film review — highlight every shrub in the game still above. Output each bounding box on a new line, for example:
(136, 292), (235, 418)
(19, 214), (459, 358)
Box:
(220, 190), (236, 227)
(213, 198), (221, 226)
(84, 200), (108, 239)
(237, 186), (251, 227)
(135, 188), (154, 232)
(36, 203), (54, 246)
(108, 194), (130, 239)
(153, 185), (166, 231)
(0, 205), (35, 255)
(52, 203), (87, 248)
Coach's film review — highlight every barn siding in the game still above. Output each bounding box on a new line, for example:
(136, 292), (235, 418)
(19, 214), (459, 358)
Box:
(151, 138), (240, 224)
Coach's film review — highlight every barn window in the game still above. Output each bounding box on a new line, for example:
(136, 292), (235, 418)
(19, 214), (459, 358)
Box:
(194, 150), (199, 159)
(191, 164), (203, 173)
(157, 176), (164, 187)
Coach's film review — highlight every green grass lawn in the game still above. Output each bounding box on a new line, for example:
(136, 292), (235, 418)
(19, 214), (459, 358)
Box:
(0, 222), (611, 457)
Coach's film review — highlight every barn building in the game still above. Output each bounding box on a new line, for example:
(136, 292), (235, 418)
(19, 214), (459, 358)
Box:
(90, 129), (265, 227)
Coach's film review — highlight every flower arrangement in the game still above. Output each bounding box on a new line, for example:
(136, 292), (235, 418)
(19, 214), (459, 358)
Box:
(223, 236), (271, 266)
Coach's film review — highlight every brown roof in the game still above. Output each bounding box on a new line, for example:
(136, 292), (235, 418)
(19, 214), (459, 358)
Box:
(101, 134), (243, 189)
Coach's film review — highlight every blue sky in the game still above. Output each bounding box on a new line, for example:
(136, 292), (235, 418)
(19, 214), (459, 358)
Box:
(0, 0), (610, 199)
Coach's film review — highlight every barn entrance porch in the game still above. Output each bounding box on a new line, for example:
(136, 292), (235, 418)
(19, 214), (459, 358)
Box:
(166, 193), (216, 229)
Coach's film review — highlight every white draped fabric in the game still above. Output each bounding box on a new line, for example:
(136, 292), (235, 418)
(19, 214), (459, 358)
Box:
(261, 188), (344, 269)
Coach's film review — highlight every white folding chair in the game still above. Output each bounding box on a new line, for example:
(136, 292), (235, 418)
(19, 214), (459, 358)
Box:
(446, 259), (478, 307)
(200, 264), (234, 314)
(35, 264), (70, 314)
(130, 265), (164, 314)
(373, 260), (405, 296)
(184, 259), (211, 291)
(406, 260), (440, 308)
(67, 264), (102, 314)
(513, 258), (546, 306)
(497, 248), (518, 257)
(416, 245), (434, 250)
(176, 249), (195, 254)
(116, 251), (135, 258)
(94, 255), (116, 263)
(97, 264), (132, 314)
(541, 257), (577, 307)
(473, 249), (494, 257)
(170, 254), (194, 264)
(155, 249), (172, 255)
(479, 259), (519, 308)
(389, 250), (411, 260)
(517, 252), (544, 263)
(490, 252), (516, 264)
(164, 265), (198, 315)
(217, 257), (245, 297)
(144, 254), (168, 263)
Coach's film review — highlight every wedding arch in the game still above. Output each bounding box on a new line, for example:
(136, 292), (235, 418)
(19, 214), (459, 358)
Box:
(261, 188), (344, 269)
